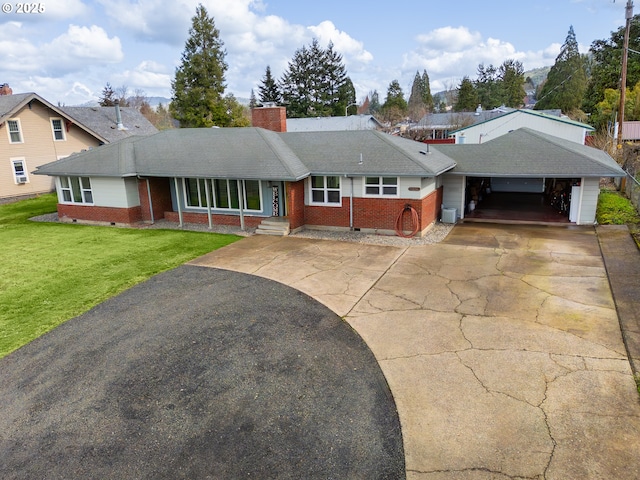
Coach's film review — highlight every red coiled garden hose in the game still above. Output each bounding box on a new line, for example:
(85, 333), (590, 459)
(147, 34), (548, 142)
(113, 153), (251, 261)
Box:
(395, 204), (420, 238)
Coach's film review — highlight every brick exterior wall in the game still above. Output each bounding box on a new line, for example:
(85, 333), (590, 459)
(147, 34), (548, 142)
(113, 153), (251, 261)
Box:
(138, 177), (172, 222)
(58, 203), (142, 224)
(251, 106), (287, 132)
(164, 211), (265, 228)
(286, 180), (306, 230)
(304, 186), (444, 234)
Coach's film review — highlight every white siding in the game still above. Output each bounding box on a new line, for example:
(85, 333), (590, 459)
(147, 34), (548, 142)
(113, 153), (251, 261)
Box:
(577, 177), (600, 225)
(442, 174), (465, 219)
(454, 111), (588, 145)
(91, 177), (141, 208)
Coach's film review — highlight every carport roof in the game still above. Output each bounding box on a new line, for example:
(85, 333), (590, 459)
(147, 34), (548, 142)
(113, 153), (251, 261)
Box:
(437, 128), (625, 177)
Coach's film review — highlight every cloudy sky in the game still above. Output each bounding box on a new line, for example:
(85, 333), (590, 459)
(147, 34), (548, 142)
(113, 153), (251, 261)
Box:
(0, 0), (630, 106)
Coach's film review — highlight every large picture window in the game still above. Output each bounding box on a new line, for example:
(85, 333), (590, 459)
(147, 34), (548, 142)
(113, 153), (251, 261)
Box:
(183, 178), (261, 212)
(310, 175), (341, 205)
(365, 176), (398, 196)
(60, 176), (93, 204)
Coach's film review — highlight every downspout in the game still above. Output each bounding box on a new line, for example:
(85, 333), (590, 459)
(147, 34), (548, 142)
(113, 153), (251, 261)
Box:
(174, 177), (183, 227)
(145, 178), (154, 224)
(204, 179), (213, 229)
(237, 180), (245, 231)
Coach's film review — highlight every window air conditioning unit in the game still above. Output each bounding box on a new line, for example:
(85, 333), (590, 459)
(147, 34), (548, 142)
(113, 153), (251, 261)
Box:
(17, 176), (27, 184)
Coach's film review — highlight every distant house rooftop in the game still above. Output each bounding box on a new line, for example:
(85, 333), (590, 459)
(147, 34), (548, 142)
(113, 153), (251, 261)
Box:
(286, 115), (383, 132)
(61, 105), (158, 143)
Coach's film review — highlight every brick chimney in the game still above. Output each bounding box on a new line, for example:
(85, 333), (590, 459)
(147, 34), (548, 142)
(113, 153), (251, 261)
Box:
(251, 104), (287, 132)
(0, 84), (12, 95)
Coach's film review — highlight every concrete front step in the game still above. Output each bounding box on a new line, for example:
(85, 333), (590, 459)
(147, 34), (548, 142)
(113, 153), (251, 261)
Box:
(255, 218), (290, 236)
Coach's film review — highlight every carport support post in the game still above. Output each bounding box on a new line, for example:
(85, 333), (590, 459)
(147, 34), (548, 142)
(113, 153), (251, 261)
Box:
(204, 179), (213, 230)
(174, 177), (183, 227)
(237, 180), (245, 231)
(145, 178), (155, 224)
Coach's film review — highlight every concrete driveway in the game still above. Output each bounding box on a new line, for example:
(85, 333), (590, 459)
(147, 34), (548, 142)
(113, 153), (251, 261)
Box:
(191, 223), (640, 479)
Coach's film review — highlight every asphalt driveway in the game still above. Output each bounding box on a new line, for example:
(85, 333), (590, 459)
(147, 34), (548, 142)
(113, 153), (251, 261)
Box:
(0, 267), (404, 479)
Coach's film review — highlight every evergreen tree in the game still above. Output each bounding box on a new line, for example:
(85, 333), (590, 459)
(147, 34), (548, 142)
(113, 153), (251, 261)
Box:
(258, 65), (281, 104)
(535, 26), (587, 113)
(454, 76), (479, 111)
(249, 89), (258, 109)
(381, 80), (407, 122)
(421, 69), (434, 112)
(408, 70), (435, 121)
(338, 77), (357, 116)
(99, 82), (116, 106)
(279, 39), (352, 118)
(499, 59), (526, 108)
(408, 71), (427, 121)
(369, 90), (381, 114)
(170, 4), (239, 127)
(475, 64), (500, 109)
(325, 42), (352, 116)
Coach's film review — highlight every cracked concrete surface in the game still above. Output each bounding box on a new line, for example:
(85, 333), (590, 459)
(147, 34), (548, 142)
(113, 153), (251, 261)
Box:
(190, 224), (640, 479)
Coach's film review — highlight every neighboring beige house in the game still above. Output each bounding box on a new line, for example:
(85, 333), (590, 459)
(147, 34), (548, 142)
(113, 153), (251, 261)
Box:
(0, 88), (157, 200)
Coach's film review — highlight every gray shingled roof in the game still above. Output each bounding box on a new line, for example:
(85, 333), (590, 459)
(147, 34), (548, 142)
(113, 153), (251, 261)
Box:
(35, 126), (624, 181)
(33, 137), (140, 177)
(35, 128), (311, 181)
(437, 128), (624, 177)
(281, 130), (455, 176)
(0, 92), (34, 124)
(61, 106), (158, 143)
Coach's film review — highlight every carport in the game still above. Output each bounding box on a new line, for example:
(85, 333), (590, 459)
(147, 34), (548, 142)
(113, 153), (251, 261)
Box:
(437, 128), (626, 225)
(461, 176), (582, 224)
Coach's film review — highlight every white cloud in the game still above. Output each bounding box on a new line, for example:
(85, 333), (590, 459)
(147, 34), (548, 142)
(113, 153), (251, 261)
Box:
(308, 21), (373, 65)
(117, 61), (173, 96)
(402, 26), (563, 93)
(43, 0), (91, 20)
(42, 25), (123, 72)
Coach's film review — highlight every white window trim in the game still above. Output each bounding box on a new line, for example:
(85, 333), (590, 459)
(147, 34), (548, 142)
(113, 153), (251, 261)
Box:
(6, 118), (23, 144)
(182, 178), (263, 213)
(363, 176), (400, 197)
(58, 176), (94, 205)
(50, 117), (66, 141)
(10, 157), (28, 184)
(309, 175), (342, 206)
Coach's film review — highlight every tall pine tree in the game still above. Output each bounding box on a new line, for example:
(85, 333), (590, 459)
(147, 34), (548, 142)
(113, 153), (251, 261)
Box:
(499, 59), (526, 108)
(454, 76), (479, 111)
(408, 71), (427, 121)
(407, 70), (435, 121)
(421, 70), (434, 112)
(535, 26), (587, 113)
(170, 4), (241, 127)
(381, 79), (407, 123)
(280, 39), (353, 118)
(258, 65), (281, 104)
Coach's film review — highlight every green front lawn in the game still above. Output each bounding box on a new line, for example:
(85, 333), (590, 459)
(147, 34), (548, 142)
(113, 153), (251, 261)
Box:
(0, 194), (240, 358)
